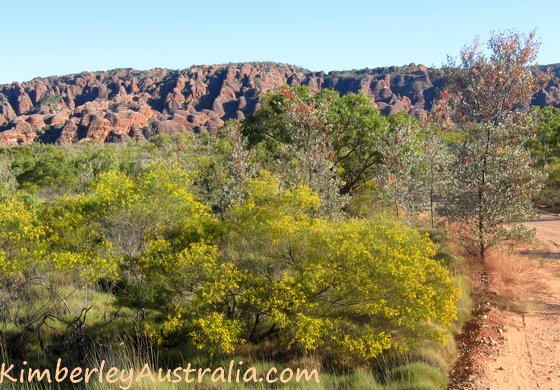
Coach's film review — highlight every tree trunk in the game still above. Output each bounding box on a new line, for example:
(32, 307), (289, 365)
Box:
(430, 188), (435, 230)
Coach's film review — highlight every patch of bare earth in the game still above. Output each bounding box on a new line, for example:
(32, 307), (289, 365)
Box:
(449, 213), (560, 389)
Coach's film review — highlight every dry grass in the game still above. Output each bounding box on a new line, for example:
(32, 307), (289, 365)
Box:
(486, 250), (549, 310)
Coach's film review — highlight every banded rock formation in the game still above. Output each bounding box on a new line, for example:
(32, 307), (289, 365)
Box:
(1, 62), (559, 146)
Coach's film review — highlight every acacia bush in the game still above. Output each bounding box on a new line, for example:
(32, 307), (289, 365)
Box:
(216, 173), (459, 359)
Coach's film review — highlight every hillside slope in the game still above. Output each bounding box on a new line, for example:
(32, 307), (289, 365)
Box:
(1, 62), (559, 146)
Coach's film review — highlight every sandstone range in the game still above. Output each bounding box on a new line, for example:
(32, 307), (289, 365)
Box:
(1, 62), (559, 146)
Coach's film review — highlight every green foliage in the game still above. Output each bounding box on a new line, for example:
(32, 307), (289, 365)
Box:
(530, 107), (560, 209)
(530, 106), (560, 165)
(245, 86), (391, 199)
(244, 86), (347, 216)
(245, 86), (439, 217)
(0, 154), (16, 199)
(534, 159), (560, 209)
(211, 120), (257, 214)
(375, 112), (454, 226)
(41, 93), (63, 107)
(6, 144), (80, 193)
(376, 113), (424, 217)
(319, 90), (388, 194)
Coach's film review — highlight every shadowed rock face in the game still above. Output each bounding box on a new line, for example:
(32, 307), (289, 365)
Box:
(0, 62), (559, 146)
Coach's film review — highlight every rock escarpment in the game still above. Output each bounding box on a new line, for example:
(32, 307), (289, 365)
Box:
(1, 62), (559, 146)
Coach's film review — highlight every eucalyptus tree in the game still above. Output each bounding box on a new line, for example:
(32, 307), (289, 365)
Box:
(442, 30), (546, 258)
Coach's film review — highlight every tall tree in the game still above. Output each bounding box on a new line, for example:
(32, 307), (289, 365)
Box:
(416, 122), (454, 229)
(442, 30), (546, 259)
(214, 120), (256, 217)
(245, 86), (347, 216)
(244, 87), (390, 198)
(318, 90), (388, 195)
(377, 112), (424, 219)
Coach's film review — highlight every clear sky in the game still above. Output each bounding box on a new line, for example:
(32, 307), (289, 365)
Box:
(1, 0), (559, 83)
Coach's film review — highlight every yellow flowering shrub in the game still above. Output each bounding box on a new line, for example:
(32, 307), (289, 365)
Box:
(4, 163), (459, 363)
(190, 312), (245, 354)
(43, 163), (214, 287)
(0, 196), (47, 274)
(217, 173), (460, 360)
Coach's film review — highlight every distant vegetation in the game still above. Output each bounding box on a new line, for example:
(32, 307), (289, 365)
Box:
(532, 106), (560, 210)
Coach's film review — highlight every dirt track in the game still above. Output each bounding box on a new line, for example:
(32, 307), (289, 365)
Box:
(527, 213), (560, 255)
(478, 214), (560, 389)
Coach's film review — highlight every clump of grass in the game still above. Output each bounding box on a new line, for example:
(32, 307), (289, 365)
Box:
(455, 274), (474, 325)
(407, 340), (455, 373)
(385, 362), (448, 390)
(486, 250), (548, 311)
(341, 369), (383, 389)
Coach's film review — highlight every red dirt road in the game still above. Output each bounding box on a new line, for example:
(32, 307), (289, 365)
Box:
(528, 213), (560, 255)
(478, 214), (560, 390)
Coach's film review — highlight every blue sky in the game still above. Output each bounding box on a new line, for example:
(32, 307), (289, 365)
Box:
(2, 0), (559, 83)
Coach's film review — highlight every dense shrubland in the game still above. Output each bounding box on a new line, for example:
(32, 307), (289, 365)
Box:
(0, 137), (460, 362)
(0, 30), (556, 389)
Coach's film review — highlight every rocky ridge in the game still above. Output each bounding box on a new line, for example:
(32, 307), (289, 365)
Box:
(1, 62), (559, 146)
